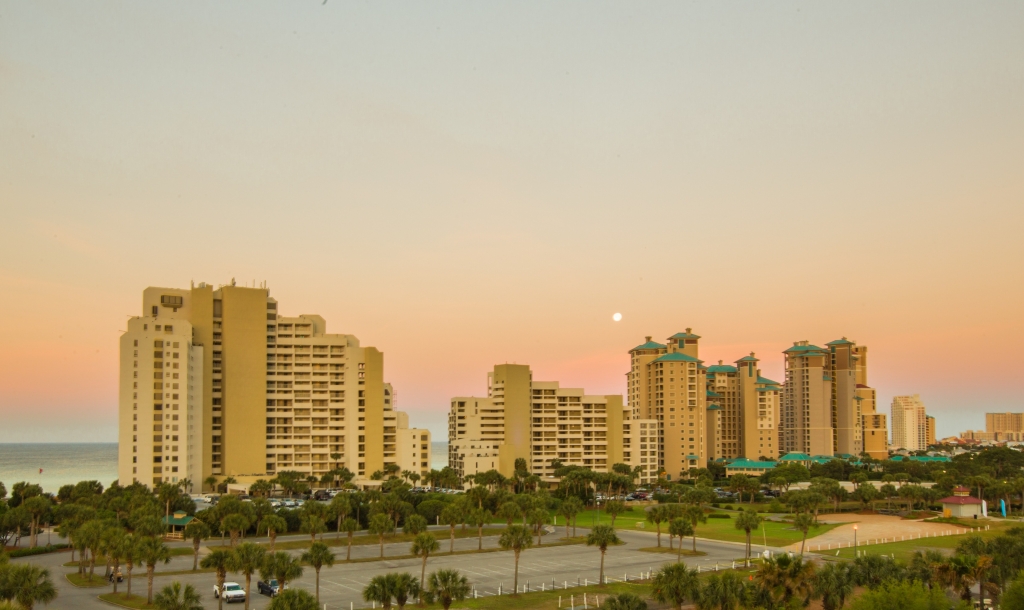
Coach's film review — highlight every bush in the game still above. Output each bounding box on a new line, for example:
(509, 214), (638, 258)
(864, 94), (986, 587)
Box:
(768, 499), (786, 513)
(9, 544), (70, 558)
(708, 513), (731, 519)
(849, 580), (969, 610)
(711, 502), (720, 508)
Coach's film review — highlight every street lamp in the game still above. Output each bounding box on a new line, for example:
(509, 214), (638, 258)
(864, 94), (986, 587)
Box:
(853, 524), (858, 556)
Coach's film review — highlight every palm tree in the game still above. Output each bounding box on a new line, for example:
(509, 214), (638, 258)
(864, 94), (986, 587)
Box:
(498, 525), (532, 595)
(497, 501), (522, 526)
(439, 504), (463, 553)
(604, 499), (627, 527)
(22, 496), (50, 549)
(793, 513), (815, 555)
(527, 508), (548, 547)
(391, 572), (420, 609)
(139, 536), (172, 605)
(329, 494), (351, 539)
(261, 551), (303, 591)
(651, 563), (699, 610)
(426, 569), (471, 610)
(300, 542), (335, 605)
(153, 581), (203, 610)
(259, 514), (288, 553)
(734, 508), (762, 566)
(103, 527), (129, 595)
(200, 548), (234, 610)
(363, 574), (395, 609)
(268, 589), (319, 610)
(698, 571), (745, 610)
(586, 524), (621, 585)
(646, 505), (668, 548)
(602, 593), (648, 610)
(3, 563), (57, 610)
(755, 554), (816, 608)
(681, 504), (707, 553)
(467, 508), (491, 550)
(229, 542), (265, 610)
(221, 514), (250, 547)
(340, 517), (360, 560)
(300, 514), (327, 544)
(369, 513), (395, 558)
(668, 518), (694, 562)
(204, 476), (218, 493)
(77, 519), (105, 581)
(182, 521), (211, 571)
(156, 482), (182, 533)
(559, 497), (583, 538)
(411, 532), (440, 595)
(814, 562), (854, 610)
(122, 533), (141, 601)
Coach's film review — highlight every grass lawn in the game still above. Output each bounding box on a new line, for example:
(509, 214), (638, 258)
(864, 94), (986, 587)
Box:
(209, 526), (508, 552)
(98, 592), (155, 609)
(65, 573), (109, 588)
(815, 518), (1011, 561)
(685, 515), (841, 548)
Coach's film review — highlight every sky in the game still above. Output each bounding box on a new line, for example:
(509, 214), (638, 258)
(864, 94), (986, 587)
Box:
(1, 2), (1022, 443)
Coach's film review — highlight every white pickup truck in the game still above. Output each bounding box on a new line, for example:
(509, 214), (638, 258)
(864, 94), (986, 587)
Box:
(214, 582), (246, 604)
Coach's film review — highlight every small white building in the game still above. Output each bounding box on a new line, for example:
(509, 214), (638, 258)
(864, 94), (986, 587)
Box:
(940, 486), (983, 518)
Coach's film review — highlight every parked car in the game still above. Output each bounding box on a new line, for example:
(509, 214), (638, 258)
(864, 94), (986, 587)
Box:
(214, 582), (246, 604)
(257, 579), (281, 597)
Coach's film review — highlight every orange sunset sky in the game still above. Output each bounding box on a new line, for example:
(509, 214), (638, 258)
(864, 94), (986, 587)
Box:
(1, 2), (1022, 442)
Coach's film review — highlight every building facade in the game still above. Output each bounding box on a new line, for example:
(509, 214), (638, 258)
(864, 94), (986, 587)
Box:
(448, 364), (658, 484)
(891, 394), (928, 451)
(986, 413), (1024, 434)
(118, 283), (430, 490)
(853, 344), (889, 459)
(705, 356), (781, 460)
(627, 331), (708, 480)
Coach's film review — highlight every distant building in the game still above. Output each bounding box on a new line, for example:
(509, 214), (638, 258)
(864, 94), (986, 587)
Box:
(448, 364), (659, 484)
(926, 415), (936, 447)
(891, 394), (929, 451)
(986, 413), (1024, 434)
(960, 430), (1024, 442)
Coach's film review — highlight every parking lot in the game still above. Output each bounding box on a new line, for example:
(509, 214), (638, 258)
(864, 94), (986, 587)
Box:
(23, 528), (766, 609)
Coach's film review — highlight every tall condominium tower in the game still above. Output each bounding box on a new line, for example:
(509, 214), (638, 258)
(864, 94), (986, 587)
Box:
(891, 394), (929, 451)
(627, 330), (707, 480)
(448, 364), (658, 483)
(705, 355), (781, 460)
(118, 283), (430, 490)
(781, 342), (834, 456)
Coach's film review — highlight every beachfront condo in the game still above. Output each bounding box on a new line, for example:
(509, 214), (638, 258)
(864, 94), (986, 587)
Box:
(117, 282), (430, 491)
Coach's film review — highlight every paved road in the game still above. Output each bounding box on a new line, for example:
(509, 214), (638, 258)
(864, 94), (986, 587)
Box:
(18, 528), (776, 610)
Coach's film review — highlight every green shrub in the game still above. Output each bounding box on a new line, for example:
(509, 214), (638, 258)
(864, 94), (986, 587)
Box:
(9, 544), (70, 558)
(708, 513), (731, 519)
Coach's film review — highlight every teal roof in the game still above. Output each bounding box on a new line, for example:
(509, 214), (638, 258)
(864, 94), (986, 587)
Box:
(726, 459), (778, 470)
(630, 340), (666, 352)
(162, 514), (195, 527)
(823, 375), (832, 381)
(706, 404), (721, 411)
(670, 331), (701, 340)
(757, 376), (780, 386)
(686, 454), (700, 460)
(735, 355), (758, 363)
(707, 364), (737, 374)
(756, 387), (777, 392)
(826, 338), (854, 346)
(652, 352), (701, 363)
(835, 453), (855, 459)
(706, 390), (722, 398)
(908, 455), (950, 463)
(784, 344), (824, 354)
(780, 452), (810, 461)
(811, 457), (834, 464)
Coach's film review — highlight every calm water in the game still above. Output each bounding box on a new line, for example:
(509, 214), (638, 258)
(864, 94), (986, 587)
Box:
(0, 441), (449, 494)
(0, 443), (119, 494)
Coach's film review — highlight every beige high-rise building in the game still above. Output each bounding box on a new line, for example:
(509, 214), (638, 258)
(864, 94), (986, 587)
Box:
(627, 330), (707, 481)
(118, 283), (430, 490)
(827, 339), (863, 456)
(891, 394), (928, 451)
(926, 415), (936, 447)
(706, 356), (781, 460)
(781, 342), (834, 455)
(853, 344), (888, 459)
(986, 413), (1024, 434)
(448, 364), (658, 484)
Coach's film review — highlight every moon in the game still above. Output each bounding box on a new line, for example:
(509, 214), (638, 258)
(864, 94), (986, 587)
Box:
(612, 312), (622, 322)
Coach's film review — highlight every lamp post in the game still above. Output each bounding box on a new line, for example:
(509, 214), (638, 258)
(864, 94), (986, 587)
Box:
(853, 524), (858, 556)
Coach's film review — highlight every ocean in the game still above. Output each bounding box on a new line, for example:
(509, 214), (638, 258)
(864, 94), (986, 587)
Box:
(0, 442), (449, 494)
